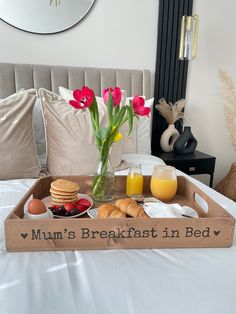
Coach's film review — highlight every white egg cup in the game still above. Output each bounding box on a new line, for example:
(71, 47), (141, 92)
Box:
(24, 208), (54, 220)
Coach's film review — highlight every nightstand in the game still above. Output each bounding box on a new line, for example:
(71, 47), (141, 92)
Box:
(155, 150), (216, 187)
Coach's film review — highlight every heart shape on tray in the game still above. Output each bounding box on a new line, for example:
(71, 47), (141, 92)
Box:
(21, 233), (28, 239)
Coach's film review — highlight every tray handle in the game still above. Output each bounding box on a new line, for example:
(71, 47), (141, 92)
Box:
(193, 192), (208, 215)
(183, 177), (233, 218)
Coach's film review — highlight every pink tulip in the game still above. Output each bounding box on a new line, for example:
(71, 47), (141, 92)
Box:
(69, 86), (94, 109)
(103, 87), (122, 107)
(132, 96), (151, 116)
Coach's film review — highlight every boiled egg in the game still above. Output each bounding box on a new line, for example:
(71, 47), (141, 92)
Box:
(28, 199), (47, 215)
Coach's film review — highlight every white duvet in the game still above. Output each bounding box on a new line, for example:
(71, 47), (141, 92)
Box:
(0, 154), (236, 314)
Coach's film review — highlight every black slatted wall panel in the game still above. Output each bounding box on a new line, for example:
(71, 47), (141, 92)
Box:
(151, 0), (193, 155)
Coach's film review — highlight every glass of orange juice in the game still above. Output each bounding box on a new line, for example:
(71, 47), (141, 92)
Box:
(150, 165), (177, 202)
(126, 164), (143, 196)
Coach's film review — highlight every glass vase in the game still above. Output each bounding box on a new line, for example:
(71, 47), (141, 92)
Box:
(92, 153), (115, 202)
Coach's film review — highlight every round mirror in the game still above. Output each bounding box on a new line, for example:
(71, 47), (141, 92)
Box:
(0, 0), (96, 34)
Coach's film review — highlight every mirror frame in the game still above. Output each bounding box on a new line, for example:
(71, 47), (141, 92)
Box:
(0, 0), (96, 35)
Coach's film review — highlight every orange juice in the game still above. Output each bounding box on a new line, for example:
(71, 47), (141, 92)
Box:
(126, 173), (143, 196)
(150, 177), (177, 202)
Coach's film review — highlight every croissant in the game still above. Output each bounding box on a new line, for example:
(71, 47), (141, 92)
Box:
(115, 198), (149, 219)
(98, 204), (126, 219)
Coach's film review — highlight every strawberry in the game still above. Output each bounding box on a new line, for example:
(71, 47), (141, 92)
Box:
(64, 203), (75, 212)
(76, 204), (88, 213)
(77, 198), (91, 208)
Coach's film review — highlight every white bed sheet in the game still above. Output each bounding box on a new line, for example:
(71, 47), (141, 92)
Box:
(0, 154), (236, 314)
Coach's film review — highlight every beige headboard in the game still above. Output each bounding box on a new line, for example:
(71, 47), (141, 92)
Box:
(0, 63), (151, 99)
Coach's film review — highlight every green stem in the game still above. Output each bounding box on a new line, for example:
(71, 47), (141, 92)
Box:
(92, 146), (110, 198)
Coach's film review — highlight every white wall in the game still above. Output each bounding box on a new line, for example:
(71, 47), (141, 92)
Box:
(185, 0), (236, 186)
(3, 0), (232, 186)
(0, 0), (158, 94)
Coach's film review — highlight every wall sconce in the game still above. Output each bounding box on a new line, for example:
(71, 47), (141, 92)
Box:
(179, 15), (199, 60)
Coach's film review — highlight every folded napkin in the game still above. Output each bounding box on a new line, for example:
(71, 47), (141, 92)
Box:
(143, 202), (199, 218)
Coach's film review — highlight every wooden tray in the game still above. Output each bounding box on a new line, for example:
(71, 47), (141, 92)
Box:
(4, 176), (235, 251)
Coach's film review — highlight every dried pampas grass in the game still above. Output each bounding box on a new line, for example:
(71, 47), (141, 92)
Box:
(218, 68), (236, 151)
(155, 98), (186, 124)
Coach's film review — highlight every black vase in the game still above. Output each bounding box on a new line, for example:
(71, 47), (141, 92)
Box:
(173, 126), (197, 154)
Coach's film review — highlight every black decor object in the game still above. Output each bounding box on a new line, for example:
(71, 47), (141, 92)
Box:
(152, 0), (193, 155)
(173, 126), (197, 154)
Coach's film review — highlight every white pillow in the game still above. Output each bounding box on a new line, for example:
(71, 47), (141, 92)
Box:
(123, 97), (154, 155)
(137, 97), (154, 154)
(59, 86), (154, 155)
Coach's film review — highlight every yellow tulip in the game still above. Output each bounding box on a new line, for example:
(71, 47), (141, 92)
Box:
(113, 132), (123, 142)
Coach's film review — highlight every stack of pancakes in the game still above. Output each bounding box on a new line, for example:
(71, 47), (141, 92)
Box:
(50, 179), (80, 206)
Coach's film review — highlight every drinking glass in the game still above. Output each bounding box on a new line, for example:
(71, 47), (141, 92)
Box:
(150, 165), (177, 202)
(126, 164), (143, 197)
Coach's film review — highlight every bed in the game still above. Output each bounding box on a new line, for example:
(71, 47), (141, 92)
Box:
(0, 63), (236, 314)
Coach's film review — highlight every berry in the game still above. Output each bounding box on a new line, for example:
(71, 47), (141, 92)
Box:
(76, 204), (88, 213)
(77, 198), (91, 208)
(64, 211), (70, 216)
(64, 203), (75, 212)
(48, 206), (54, 213)
(53, 207), (60, 215)
(58, 207), (65, 216)
(70, 208), (79, 216)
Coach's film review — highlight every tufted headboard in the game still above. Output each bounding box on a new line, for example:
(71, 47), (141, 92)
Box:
(0, 63), (151, 98)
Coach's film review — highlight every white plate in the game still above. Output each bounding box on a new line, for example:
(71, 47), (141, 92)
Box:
(87, 198), (162, 219)
(42, 193), (93, 218)
(87, 207), (98, 219)
(87, 198), (164, 219)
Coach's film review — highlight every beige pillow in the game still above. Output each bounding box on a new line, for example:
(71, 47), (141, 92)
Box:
(39, 88), (122, 176)
(0, 89), (40, 179)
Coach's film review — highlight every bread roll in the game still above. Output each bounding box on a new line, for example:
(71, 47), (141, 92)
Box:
(98, 204), (126, 219)
(115, 198), (149, 218)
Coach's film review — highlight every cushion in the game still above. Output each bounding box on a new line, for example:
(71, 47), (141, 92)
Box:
(39, 88), (122, 176)
(33, 98), (46, 169)
(0, 89), (40, 179)
(59, 87), (154, 155)
(1, 90), (47, 170)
